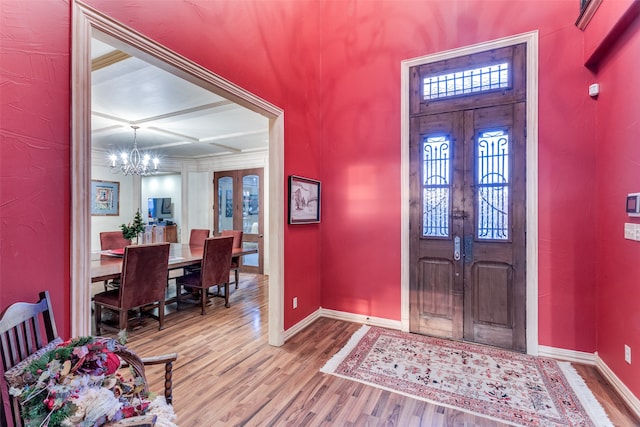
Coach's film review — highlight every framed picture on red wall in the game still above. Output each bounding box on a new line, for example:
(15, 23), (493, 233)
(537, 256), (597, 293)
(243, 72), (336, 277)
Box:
(288, 175), (321, 224)
(91, 180), (120, 216)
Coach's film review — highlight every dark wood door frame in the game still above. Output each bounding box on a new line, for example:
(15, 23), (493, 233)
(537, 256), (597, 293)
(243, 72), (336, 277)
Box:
(403, 35), (538, 353)
(214, 168), (264, 275)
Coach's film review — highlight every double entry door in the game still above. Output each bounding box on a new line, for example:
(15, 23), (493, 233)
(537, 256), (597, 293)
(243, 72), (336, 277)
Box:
(214, 168), (264, 275)
(409, 103), (526, 352)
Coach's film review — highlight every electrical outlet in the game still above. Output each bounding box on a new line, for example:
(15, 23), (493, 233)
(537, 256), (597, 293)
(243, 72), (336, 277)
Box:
(625, 345), (631, 364)
(293, 297), (298, 309)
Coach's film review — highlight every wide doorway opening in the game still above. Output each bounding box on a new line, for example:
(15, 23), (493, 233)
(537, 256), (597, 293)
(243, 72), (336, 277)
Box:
(71, 1), (285, 346)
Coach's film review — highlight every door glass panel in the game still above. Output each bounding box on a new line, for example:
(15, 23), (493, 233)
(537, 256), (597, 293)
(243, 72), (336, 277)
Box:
(242, 175), (259, 234)
(477, 130), (509, 240)
(422, 135), (450, 237)
(218, 176), (233, 232)
(242, 242), (259, 267)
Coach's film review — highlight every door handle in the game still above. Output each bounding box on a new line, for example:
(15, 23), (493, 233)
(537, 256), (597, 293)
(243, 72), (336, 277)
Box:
(454, 236), (461, 261)
(451, 210), (468, 219)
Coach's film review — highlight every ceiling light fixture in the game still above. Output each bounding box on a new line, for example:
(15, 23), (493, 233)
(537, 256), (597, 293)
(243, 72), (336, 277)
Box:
(109, 125), (159, 176)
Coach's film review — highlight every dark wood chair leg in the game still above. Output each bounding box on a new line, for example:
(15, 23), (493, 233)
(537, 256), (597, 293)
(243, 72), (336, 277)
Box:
(176, 284), (183, 310)
(158, 301), (165, 330)
(224, 282), (230, 308)
(118, 309), (128, 331)
(200, 289), (207, 315)
(235, 269), (239, 289)
(95, 303), (102, 335)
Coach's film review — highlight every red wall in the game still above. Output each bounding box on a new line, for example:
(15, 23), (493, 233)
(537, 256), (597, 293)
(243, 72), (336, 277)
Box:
(319, 0), (599, 353)
(593, 12), (640, 398)
(1, 0), (636, 399)
(0, 0), (72, 337)
(583, 0), (638, 66)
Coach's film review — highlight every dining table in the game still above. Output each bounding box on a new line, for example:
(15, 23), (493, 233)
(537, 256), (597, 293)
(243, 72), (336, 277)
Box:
(90, 242), (257, 283)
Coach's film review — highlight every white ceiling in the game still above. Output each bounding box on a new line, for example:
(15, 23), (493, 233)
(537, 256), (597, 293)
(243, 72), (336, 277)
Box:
(91, 38), (269, 160)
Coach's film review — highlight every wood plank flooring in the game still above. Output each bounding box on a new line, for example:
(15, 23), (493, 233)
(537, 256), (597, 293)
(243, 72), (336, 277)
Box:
(99, 274), (639, 426)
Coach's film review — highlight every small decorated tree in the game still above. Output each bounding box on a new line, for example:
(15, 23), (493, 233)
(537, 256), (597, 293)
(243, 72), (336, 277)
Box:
(121, 209), (145, 243)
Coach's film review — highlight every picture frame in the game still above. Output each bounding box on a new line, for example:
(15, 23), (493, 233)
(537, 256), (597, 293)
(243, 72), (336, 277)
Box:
(288, 175), (321, 224)
(91, 180), (120, 216)
(575, 0), (601, 29)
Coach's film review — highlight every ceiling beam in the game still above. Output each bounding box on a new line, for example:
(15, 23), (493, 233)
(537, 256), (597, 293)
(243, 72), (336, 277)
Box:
(132, 100), (236, 124)
(92, 50), (131, 71)
(202, 129), (266, 143)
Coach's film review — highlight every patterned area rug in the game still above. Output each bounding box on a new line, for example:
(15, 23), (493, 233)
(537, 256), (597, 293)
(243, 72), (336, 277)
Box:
(321, 326), (613, 427)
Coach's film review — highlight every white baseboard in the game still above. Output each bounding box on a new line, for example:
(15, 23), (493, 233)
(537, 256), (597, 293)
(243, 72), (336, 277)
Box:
(317, 307), (403, 330)
(595, 352), (640, 420)
(283, 308), (402, 341)
(283, 309), (322, 342)
(538, 345), (596, 365)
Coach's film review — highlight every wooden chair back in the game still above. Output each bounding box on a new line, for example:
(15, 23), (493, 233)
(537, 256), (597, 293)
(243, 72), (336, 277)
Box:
(100, 231), (131, 250)
(221, 229), (243, 250)
(201, 237), (233, 288)
(189, 229), (210, 246)
(0, 291), (59, 427)
(221, 229), (243, 288)
(119, 243), (170, 310)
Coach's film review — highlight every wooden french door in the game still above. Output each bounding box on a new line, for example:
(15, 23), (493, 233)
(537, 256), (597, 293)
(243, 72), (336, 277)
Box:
(409, 45), (527, 352)
(214, 168), (264, 274)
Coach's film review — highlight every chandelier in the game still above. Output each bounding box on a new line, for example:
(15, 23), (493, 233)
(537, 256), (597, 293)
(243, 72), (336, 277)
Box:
(109, 126), (159, 176)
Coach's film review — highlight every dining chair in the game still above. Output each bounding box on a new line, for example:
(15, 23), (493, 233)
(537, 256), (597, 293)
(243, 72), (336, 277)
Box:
(100, 230), (132, 250)
(94, 242), (170, 334)
(189, 229), (211, 246)
(0, 291), (178, 426)
(99, 231), (132, 291)
(176, 236), (233, 314)
(221, 229), (243, 289)
(182, 229), (211, 276)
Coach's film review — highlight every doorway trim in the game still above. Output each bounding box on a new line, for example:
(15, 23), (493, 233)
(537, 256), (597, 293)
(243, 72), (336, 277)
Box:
(71, 0), (286, 346)
(400, 31), (539, 355)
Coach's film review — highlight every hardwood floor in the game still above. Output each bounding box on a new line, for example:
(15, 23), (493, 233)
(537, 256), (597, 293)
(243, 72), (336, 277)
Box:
(103, 274), (639, 427)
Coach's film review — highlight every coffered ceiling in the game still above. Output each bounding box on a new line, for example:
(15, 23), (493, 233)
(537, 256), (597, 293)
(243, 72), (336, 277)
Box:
(91, 38), (269, 161)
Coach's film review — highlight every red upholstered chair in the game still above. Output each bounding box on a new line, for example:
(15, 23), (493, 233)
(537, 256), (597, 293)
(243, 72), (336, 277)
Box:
(99, 231), (132, 291)
(189, 229), (210, 246)
(182, 229), (211, 276)
(100, 231), (132, 250)
(94, 243), (170, 334)
(221, 229), (243, 289)
(176, 236), (233, 314)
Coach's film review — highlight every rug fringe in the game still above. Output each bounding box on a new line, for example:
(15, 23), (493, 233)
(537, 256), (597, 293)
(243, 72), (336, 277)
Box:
(320, 324), (370, 374)
(557, 362), (614, 427)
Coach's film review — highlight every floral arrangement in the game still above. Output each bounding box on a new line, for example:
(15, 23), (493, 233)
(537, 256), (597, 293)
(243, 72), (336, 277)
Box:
(7, 335), (159, 427)
(121, 209), (146, 242)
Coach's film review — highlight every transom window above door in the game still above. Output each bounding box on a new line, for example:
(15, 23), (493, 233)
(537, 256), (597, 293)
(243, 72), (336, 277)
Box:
(423, 62), (510, 100)
(411, 44), (525, 116)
